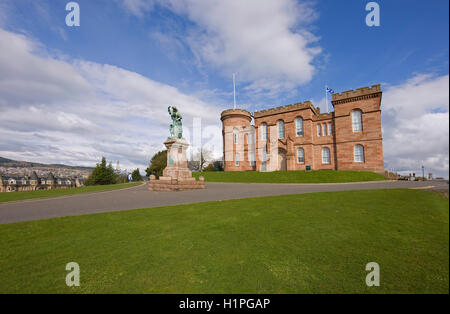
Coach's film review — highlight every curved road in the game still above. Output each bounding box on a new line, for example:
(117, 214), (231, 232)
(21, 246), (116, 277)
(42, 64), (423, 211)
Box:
(0, 180), (448, 224)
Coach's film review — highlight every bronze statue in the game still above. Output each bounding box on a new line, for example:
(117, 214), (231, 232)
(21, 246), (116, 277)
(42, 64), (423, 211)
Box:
(168, 106), (183, 139)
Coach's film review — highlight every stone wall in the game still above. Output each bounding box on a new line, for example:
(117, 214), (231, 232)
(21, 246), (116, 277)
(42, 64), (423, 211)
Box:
(149, 175), (205, 191)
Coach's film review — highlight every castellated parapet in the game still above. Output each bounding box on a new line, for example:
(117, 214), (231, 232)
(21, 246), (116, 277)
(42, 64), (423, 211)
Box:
(254, 101), (319, 118)
(332, 84), (381, 105)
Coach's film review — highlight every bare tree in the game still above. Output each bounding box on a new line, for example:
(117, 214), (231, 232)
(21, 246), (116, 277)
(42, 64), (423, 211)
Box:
(188, 148), (213, 171)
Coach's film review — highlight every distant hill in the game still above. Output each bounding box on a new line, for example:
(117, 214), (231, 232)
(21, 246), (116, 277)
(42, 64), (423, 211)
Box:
(0, 156), (93, 170)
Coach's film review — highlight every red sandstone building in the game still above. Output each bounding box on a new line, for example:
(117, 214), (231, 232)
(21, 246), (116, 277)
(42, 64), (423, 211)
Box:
(221, 84), (384, 172)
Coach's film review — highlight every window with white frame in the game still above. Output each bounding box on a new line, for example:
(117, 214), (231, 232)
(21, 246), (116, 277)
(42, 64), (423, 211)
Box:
(261, 123), (267, 141)
(328, 122), (332, 136)
(354, 144), (365, 162)
(352, 110), (362, 132)
(278, 120), (285, 138)
(296, 117), (303, 136)
(317, 124), (321, 136)
(322, 147), (330, 164)
(233, 128), (239, 144)
(322, 123), (327, 136)
(297, 148), (305, 163)
(235, 152), (239, 166)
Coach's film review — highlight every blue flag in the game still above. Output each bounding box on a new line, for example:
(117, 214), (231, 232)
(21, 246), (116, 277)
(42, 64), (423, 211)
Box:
(326, 87), (335, 94)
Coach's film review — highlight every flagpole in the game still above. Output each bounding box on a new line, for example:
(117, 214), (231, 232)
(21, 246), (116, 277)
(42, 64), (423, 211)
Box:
(325, 85), (329, 113)
(233, 73), (236, 109)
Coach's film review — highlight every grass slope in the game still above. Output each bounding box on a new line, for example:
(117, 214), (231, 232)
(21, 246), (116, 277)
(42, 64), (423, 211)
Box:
(0, 182), (141, 203)
(193, 170), (386, 183)
(0, 189), (448, 294)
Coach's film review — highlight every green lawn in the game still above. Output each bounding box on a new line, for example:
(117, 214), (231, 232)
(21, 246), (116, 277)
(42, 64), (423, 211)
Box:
(193, 170), (387, 183)
(0, 182), (142, 203)
(0, 189), (447, 293)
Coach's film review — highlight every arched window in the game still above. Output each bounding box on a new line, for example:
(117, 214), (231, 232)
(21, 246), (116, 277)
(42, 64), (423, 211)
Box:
(297, 148), (305, 163)
(322, 147), (330, 164)
(317, 124), (322, 136)
(261, 123), (268, 141)
(296, 117), (303, 136)
(354, 144), (365, 162)
(352, 110), (362, 132)
(278, 120), (285, 138)
(233, 128), (239, 144)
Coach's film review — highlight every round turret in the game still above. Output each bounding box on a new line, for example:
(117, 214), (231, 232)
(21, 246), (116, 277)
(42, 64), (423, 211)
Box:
(221, 109), (254, 171)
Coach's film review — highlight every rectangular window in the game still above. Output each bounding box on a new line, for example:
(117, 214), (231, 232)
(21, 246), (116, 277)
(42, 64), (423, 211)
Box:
(317, 124), (321, 136)
(328, 122), (332, 136)
(352, 110), (362, 132)
(296, 118), (303, 136)
(261, 124), (267, 141)
(322, 148), (331, 164)
(297, 148), (304, 163)
(278, 121), (285, 138)
(235, 153), (239, 166)
(322, 123), (327, 136)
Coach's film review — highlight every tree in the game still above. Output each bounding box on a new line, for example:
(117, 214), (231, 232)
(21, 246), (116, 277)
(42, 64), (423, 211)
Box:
(188, 148), (213, 171)
(203, 164), (215, 172)
(131, 168), (143, 181)
(85, 157), (117, 185)
(146, 150), (167, 178)
(212, 159), (224, 171)
(203, 159), (224, 172)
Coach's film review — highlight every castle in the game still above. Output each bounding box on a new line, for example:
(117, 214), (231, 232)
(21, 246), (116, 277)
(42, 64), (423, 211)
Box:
(0, 171), (85, 192)
(221, 84), (384, 172)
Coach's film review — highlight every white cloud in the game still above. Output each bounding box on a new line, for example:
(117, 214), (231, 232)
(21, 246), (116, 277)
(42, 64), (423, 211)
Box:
(0, 28), (223, 173)
(118, 0), (155, 17)
(121, 0), (321, 95)
(0, 29), (92, 107)
(382, 74), (449, 178)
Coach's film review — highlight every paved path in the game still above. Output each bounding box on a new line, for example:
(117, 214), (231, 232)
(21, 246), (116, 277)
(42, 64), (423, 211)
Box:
(0, 180), (448, 224)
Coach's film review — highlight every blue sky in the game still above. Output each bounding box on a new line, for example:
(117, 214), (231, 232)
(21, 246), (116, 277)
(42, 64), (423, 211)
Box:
(0, 0), (448, 177)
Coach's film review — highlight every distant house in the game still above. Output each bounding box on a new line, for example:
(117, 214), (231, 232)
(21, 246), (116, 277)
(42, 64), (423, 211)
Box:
(0, 171), (85, 193)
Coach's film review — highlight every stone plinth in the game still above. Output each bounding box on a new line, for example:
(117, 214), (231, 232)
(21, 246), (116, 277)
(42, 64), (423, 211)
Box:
(149, 138), (205, 191)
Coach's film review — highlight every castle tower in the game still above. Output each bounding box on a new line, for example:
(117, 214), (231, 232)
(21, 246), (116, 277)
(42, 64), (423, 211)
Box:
(331, 84), (384, 172)
(221, 109), (255, 171)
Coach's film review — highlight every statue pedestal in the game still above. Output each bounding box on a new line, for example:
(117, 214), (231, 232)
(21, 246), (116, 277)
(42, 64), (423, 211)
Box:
(149, 138), (205, 191)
